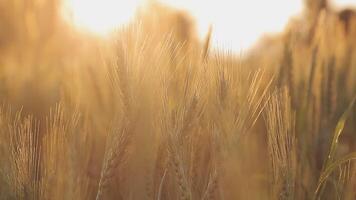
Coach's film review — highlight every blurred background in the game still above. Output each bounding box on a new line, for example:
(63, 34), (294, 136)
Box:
(62, 0), (356, 51)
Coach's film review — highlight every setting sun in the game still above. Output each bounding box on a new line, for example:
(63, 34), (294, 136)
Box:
(63, 0), (303, 51)
(63, 0), (143, 34)
(63, 0), (355, 51)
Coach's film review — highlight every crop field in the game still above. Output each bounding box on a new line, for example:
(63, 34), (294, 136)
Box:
(0, 0), (355, 199)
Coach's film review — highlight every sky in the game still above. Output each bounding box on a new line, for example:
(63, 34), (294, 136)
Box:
(159, 0), (303, 51)
(335, 0), (356, 6)
(64, 0), (356, 52)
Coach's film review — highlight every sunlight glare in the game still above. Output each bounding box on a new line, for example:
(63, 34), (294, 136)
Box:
(334, 0), (356, 7)
(159, 0), (303, 51)
(332, 0), (356, 11)
(64, 0), (142, 35)
(63, 0), (356, 51)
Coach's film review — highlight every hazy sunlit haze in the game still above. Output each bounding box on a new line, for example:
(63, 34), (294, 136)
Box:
(62, 0), (143, 34)
(63, 0), (356, 51)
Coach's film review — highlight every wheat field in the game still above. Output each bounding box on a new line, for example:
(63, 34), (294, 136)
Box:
(0, 0), (356, 199)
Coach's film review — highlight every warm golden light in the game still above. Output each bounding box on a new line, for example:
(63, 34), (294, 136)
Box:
(63, 0), (356, 51)
(63, 0), (304, 51)
(63, 0), (142, 35)
(159, 0), (304, 51)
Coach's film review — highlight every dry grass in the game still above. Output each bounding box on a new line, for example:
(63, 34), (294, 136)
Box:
(265, 89), (296, 200)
